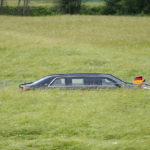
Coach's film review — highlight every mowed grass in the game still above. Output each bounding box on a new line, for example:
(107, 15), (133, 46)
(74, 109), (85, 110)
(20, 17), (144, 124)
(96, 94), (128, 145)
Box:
(0, 15), (150, 149)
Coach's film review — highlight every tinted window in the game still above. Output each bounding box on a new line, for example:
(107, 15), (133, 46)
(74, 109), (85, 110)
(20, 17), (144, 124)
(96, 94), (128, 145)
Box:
(66, 77), (117, 86)
(101, 78), (116, 86)
(84, 77), (102, 85)
(51, 78), (65, 86)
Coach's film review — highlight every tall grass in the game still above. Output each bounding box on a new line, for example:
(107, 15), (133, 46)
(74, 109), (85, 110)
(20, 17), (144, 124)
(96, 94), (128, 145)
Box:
(1, 89), (150, 149)
(0, 15), (150, 149)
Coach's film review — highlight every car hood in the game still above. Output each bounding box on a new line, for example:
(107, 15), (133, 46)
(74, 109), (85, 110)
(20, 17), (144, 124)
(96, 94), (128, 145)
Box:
(19, 82), (33, 88)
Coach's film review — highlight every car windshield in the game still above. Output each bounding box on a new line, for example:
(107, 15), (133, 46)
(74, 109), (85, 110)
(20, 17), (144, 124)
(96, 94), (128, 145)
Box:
(32, 76), (51, 85)
(110, 75), (126, 84)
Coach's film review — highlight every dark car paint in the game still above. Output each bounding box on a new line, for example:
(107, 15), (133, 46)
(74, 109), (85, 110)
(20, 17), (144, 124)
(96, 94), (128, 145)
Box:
(19, 73), (147, 90)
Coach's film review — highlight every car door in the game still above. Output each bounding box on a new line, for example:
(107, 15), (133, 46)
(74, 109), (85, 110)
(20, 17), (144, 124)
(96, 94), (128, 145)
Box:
(49, 77), (67, 89)
(84, 77), (119, 89)
(66, 77), (85, 89)
(67, 77), (102, 89)
(84, 77), (102, 89)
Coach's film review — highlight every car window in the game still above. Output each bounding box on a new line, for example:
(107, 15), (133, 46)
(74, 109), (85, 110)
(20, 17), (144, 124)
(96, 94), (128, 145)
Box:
(72, 78), (84, 85)
(51, 78), (65, 86)
(102, 78), (116, 86)
(84, 77), (102, 85)
(33, 76), (53, 86)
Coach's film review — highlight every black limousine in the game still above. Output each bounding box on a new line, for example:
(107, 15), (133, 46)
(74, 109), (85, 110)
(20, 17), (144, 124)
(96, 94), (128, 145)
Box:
(19, 73), (150, 91)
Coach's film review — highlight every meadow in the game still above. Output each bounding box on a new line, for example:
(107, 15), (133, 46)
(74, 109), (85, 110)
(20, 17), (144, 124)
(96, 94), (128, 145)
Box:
(0, 15), (150, 149)
(5, 0), (104, 7)
(5, 0), (54, 7)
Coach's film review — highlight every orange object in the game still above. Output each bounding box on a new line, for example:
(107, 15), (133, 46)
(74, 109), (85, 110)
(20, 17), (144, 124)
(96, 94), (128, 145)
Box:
(133, 76), (143, 84)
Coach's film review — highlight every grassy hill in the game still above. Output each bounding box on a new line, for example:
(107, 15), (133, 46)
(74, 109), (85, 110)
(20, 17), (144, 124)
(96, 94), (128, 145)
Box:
(0, 15), (150, 149)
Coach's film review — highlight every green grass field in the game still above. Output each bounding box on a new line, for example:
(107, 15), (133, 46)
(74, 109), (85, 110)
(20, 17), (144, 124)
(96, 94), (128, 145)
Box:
(6, 0), (104, 7)
(0, 15), (150, 150)
(6, 0), (54, 7)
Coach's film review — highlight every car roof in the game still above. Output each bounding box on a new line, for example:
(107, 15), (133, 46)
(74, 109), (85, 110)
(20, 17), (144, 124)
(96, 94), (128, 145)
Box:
(49, 73), (115, 78)
(47, 73), (126, 84)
